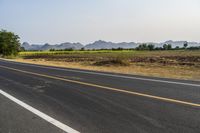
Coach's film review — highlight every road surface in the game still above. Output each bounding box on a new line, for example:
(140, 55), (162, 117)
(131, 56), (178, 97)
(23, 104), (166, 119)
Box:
(0, 59), (200, 133)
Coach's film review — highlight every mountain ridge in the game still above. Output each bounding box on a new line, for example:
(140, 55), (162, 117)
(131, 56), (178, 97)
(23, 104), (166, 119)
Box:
(22, 40), (200, 50)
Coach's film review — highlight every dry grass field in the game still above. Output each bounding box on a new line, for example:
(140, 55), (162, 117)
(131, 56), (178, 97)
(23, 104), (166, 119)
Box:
(8, 50), (200, 80)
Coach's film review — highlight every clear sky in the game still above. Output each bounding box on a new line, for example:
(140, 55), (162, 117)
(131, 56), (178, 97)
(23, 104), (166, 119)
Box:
(0, 0), (200, 44)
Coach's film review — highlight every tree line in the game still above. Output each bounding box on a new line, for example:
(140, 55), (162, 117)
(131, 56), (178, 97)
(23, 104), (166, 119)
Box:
(136, 43), (180, 51)
(51, 43), (199, 51)
(135, 43), (200, 51)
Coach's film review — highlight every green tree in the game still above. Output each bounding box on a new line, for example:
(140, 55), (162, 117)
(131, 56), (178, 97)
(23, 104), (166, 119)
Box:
(163, 44), (172, 50)
(147, 44), (155, 51)
(163, 44), (168, 50)
(0, 30), (21, 56)
(183, 42), (188, 49)
(136, 43), (149, 50)
(167, 44), (172, 50)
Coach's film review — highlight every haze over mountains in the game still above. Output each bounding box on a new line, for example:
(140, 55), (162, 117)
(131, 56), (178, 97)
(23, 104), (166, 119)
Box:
(22, 40), (200, 51)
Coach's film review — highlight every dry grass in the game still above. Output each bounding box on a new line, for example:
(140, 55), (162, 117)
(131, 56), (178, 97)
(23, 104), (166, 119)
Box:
(3, 50), (200, 81)
(7, 57), (200, 81)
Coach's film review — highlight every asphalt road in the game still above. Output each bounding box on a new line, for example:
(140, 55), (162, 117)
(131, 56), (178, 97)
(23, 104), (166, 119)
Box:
(0, 59), (200, 133)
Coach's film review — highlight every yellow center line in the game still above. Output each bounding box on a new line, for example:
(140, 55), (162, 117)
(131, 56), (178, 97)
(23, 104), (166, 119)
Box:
(0, 65), (200, 107)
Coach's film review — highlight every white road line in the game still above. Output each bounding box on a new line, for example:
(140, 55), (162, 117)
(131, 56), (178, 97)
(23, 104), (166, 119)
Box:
(0, 89), (80, 133)
(1, 59), (200, 87)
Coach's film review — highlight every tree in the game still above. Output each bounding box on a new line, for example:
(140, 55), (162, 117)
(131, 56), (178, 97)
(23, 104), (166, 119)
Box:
(167, 44), (172, 50)
(49, 48), (55, 51)
(175, 46), (180, 50)
(163, 44), (172, 50)
(147, 44), (155, 51)
(0, 30), (21, 56)
(136, 43), (149, 50)
(80, 47), (85, 51)
(163, 44), (168, 50)
(183, 42), (188, 49)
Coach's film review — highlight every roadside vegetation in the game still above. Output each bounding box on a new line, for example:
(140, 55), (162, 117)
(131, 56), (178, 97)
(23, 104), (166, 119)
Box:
(0, 30), (21, 57)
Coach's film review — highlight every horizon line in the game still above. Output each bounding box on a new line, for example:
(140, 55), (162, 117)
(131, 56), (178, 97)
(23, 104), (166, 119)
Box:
(23, 40), (200, 45)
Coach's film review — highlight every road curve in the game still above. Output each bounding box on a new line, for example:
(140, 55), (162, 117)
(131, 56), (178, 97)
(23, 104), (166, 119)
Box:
(0, 59), (200, 133)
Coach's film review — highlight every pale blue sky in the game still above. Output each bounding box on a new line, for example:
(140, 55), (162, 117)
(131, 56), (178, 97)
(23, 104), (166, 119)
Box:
(0, 0), (200, 44)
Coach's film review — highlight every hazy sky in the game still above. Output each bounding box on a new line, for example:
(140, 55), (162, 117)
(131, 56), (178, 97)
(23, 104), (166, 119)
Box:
(0, 0), (200, 44)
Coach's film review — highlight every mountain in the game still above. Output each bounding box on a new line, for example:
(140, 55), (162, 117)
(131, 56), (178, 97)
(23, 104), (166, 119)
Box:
(84, 40), (138, 50)
(22, 42), (43, 50)
(22, 42), (84, 50)
(54, 42), (83, 50)
(40, 43), (52, 50)
(22, 40), (200, 51)
(84, 40), (199, 50)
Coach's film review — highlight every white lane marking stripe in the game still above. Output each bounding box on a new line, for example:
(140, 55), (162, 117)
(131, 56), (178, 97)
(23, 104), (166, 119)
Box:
(0, 89), (80, 133)
(1, 59), (200, 87)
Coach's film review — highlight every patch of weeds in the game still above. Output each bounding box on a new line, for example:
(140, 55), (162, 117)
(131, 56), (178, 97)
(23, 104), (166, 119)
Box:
(93, 58), (129, 66)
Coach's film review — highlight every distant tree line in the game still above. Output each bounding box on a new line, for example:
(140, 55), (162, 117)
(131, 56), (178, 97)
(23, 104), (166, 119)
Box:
(136, 43), (174, 51)
(135, 42), (200, 51)
(49, 48), (74, 51)
(47, 44), (200, 51)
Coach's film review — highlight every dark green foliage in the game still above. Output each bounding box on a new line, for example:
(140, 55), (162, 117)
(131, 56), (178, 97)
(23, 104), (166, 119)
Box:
(136, 43), (149, 50)
(183, 42), (188, 48)
(147, 44), (155, 51)
(64, 48), (74, 51)
(163, 44), (172, 50)
(187, 46), (200, 50)
(49, 48), (55, 51)
(80, 48), (85, 51)
(49, 48), (74, 51)
(136, 44), (155, 51)
(0, 30), (21, 56)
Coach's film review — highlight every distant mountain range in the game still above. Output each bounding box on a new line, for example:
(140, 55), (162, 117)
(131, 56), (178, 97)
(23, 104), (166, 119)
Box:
(22, 40), (200, 50)
(84, 40), (138, 50)
(22, 42), (83, 51)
